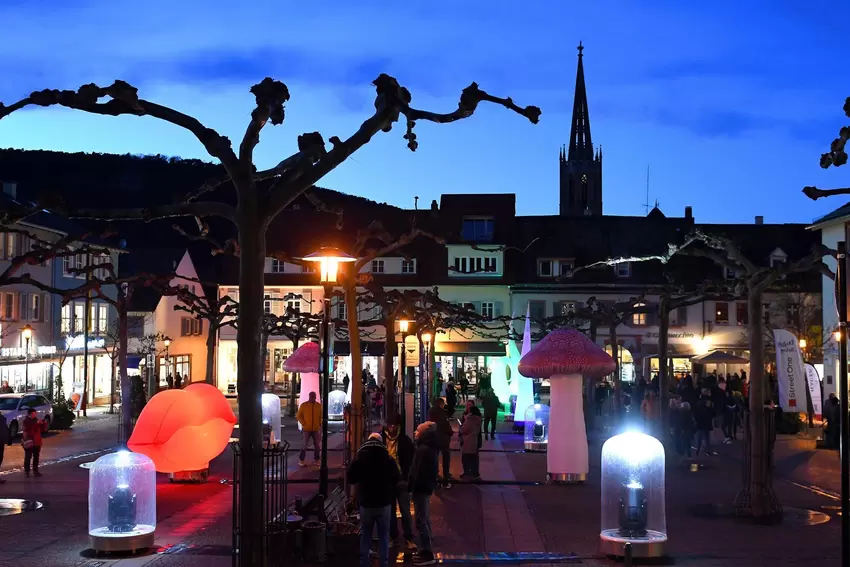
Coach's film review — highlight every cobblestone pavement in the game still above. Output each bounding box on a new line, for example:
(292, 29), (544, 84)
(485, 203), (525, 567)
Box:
(2, 409), (845, 567)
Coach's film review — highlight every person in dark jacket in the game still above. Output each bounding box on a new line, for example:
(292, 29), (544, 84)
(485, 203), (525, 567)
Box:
(445, 382), (457, 417)
(693, 390), (714, 456)
(382, 414), (416, 550)
(0, 413), (9, 484)
(460, 406), (482, 480)
(409, 422), (439, 565)
(347, 433), (400, 567)
(427, 397), (454, 486)
(22, 408), (46, 477)
(481, 390), (501, 440)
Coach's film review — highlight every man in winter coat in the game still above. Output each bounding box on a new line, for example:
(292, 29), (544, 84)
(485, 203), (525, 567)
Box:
(347, 433), (401, 567)
(22, 408), (46, 477)
(382, 413), (416, 550)
(481, 390), (500, 440)
(693, 390), (715, 456)
(409, 422), (439, 565)
(296, 391), (322, 466)
(459, 406), (482, 480)
(427, 397), (454, 485)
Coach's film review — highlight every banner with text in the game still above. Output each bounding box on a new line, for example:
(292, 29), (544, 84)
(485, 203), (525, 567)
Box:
(773, 329), (806, 412)
(804, 364), (823, 419)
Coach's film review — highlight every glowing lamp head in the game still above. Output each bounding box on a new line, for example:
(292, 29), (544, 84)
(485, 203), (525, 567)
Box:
(301, 247), (355, 284)
(835, 330), (843, 342)
(422, 332), (432, 344)
(398, 319), (411, 334)
(799, 338), (807, 349)
(21, 324), (32, 341)
(163, 337), (171, 348)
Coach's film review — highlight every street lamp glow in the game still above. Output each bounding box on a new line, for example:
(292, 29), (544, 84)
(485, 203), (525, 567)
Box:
(835, 330), (842, 342)
(422, 332), (432, 344)
(398, 319), (410, 333)
(163, 338), (171, 348)
(21, 324), (32, 341)
(799, 338), (807, 349)
(301, 247), (355, 284)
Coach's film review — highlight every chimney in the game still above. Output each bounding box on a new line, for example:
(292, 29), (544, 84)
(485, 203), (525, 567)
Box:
(755, 215), (764, 225)
(684, 206), (693, 220)
(2, 181), (17, 199)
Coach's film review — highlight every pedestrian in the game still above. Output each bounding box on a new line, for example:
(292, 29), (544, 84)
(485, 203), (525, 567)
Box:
(22, 407), (46, 477)
(481, 389), (500, 440)
(445, 382), (457, 417)
(347, 433), (400, 567)
(374, 386), (384, 420)
(343, 373), (350, 394)
(0, 381), (12, 393)
(427, 397), (454, 487)
(409, 422), (439, 565)
(0, 412), (10, 483)
(174, 372), (183, 389)
(296, 391), (322, 466)
(693, 389), (714, 457)
(165, 374), (174, 389)
(382, 414), (417, 551)
(459, 406), (482, 481)
(459, 374), (469, 403)
(640, 391), (658, 433)
(824, 394), (840, 448)
(722, 389), (738, 443)
(594, 382), (607, 416)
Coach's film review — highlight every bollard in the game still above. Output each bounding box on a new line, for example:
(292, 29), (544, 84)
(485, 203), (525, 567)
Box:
(624, 542), (633, 567)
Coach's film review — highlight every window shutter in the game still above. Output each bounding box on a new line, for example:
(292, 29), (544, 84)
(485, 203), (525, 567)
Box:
(41, 294), (48, 322)
(181, 317), (190, 336)
(494, 301), (503, 317)
(19, 293), (27, 321)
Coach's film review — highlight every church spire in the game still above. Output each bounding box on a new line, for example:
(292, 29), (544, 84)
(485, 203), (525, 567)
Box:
(568, 41), (594, 162)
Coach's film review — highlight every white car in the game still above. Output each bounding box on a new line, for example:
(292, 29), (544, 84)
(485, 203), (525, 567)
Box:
(0, 393), (53, 439)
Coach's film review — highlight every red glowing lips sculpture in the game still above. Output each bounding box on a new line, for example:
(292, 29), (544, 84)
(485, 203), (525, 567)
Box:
(128, 383), (237, 473)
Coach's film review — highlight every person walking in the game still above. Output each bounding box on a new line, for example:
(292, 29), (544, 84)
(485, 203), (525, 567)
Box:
(459, 375), (470, 403)
(481, 389), (500, 440)
(342, 373), (350, 394)
(693, 389), (714, 457)
(22, 408), (46, 477)
(0, 412), (9, 483)
(722, 389), (738, 443)
(445, 382), (457, 417)
(459, 406), (482, 481)
(409, 422), (439, 565)
(427, 397), (454, 487)
(347, 433), (400, 567)
(382, 414), (417, 551)
(296, 391), (322, 466)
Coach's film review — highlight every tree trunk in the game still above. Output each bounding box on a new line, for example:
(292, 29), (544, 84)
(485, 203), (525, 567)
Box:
(658, 298), (670, 439)
(118, 294), (131, 444)
(288, 338), (299, 417)
(344, 281), (364, 454)
(384, 317), (396, 420)
(740, 285), (780, 520)
(236, 205), (267, 566)
(204, 322), (217, 384)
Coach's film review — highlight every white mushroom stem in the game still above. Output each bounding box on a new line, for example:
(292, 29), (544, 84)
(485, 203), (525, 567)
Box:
(547, 373), (588, 477)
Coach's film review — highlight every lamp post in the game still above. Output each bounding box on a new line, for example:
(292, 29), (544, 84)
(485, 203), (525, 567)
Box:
(163, 337), (171, 390)
(22, 325), (32, 392)
(422, 332), (432, 423)
(302, 247), (355, 497)
(398, 319), (410, 433)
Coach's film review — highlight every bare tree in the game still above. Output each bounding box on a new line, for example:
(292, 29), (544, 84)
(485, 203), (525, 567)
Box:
(802, 96), (849, 200)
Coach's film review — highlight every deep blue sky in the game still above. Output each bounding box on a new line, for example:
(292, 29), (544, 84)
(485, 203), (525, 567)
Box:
(1, 1), (848, 223)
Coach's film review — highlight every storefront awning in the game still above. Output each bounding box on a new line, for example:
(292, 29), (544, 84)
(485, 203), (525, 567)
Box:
(332, 341), (386, 357)
(127, 356), (142, 369)
(435, 342), (506, 356)
(692, 350), (749, 364)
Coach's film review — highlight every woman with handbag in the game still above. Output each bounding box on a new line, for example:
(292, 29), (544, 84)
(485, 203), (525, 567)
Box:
(22, 408), (46, 478)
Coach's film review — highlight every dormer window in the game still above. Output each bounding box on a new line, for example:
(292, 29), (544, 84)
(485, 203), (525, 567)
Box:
(461, 217), (495, 242)
(538, 258), (575, 278)
(401, 259), (416, 274)
(769, 248), (787, 267)
(615, 262), (631, 278)
(538, 260), (553, 277)
(371, 259), (385, 273)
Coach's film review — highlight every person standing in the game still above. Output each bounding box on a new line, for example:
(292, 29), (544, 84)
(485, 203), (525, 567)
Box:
(445, 382), (457, 417)
(347, 433), (400, 567)
(409, 422), (439, 565)
(342, 374), (350, 395)
(382, 414), (417, 551)
(693, 389), (714, 457)
(22, 408), (46, 478)
(459, 406), (482, 481)
(0, 412), (9, 483)
(296, 391), (322, 466)
(481, 390), (500, 440)
(459, 375), (470, 403)
(722, 389), (738, 443)
(427, 397), (454, 487)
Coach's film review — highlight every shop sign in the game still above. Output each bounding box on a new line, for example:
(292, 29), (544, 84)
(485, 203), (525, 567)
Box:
(65, 335), (105, 350)
(643, 331), (695, 342)
(404, 335), (420, 367)
(0, 345), (56, 358)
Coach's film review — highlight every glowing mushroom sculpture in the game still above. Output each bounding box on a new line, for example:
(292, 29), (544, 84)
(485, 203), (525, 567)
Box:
(283, 341), (321, 430)
(519, 327), (615, 483)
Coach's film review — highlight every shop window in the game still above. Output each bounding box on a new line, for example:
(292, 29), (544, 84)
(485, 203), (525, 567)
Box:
(736, 302), (748, 325)
(401, 259), (416, 274)
(715, 302), (729, 325)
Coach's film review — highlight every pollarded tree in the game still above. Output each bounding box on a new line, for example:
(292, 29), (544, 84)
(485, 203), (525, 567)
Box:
(802, 96), (849, 200)
(3, 75), (539, 562)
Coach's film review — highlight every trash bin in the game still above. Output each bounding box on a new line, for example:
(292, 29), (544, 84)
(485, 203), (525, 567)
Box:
(302, 520), (326, 562)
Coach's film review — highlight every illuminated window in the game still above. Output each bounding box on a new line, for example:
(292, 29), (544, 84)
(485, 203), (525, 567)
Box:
(632, 303), (646, 326)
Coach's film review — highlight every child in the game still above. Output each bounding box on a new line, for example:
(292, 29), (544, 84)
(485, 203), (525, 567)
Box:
(459, 406), (482, 481)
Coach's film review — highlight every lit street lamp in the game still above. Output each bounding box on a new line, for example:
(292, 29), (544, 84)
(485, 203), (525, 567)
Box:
(302, 247), (355, 496)
(163, 337), (172, 390)
(799, 338), (807, 350)
(22, 325), (32, 392)
(421, 332), (432, 421)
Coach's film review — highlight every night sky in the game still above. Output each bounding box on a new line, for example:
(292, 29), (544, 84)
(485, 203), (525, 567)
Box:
(0, 1), (848, 223)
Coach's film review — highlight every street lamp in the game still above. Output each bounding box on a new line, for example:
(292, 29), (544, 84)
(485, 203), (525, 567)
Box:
(397, 319), (412, 433)
(163, 337), (171, 390)
(421, 333), (432, 421)
(799, 338), (808, 350)
(302, 247), (355, 496)
(22, 325), (32, 392)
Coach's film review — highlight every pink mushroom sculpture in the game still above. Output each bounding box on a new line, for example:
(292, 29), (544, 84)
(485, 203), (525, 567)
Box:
(519, 328), (615, 483)
(283, 342), (321, 418)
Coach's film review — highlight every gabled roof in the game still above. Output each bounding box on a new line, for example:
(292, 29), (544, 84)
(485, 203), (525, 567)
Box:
(810, 200), (850, 229)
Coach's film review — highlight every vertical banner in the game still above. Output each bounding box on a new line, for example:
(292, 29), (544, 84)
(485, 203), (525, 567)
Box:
(804, 364), (823, 419)
(773, 329), (806, 412)
(71, 380), (85, 411)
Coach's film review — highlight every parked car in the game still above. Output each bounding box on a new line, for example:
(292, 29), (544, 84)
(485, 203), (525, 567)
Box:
(0, 393), (53, 438)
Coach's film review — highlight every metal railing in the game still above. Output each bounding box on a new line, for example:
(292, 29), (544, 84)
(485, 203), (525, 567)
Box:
(231, 440), (291, 567)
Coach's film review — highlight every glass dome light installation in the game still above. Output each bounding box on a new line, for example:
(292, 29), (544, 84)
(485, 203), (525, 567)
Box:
(328, 390), (347, 421)
(599, 431), (667, 558)
(261, 393), (282, 445)
(523, 404), (549, 452)
(88, 451), (156, 553)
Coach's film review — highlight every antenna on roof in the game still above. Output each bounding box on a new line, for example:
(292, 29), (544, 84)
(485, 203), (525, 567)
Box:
(414, 196), (419, 210)
(642, 165), (651, 215)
